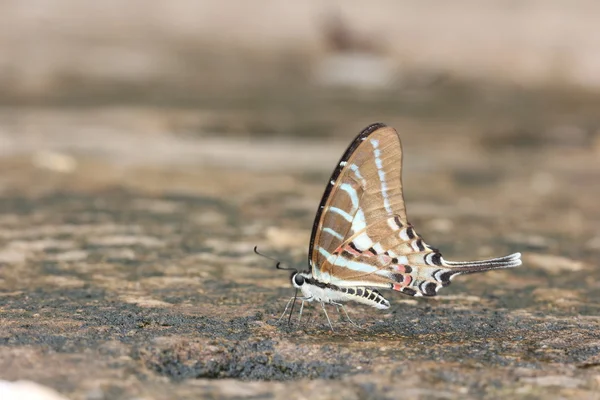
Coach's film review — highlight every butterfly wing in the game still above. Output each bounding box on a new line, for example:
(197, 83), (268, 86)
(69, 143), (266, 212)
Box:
(308, 123), (408, 282)
(308, 123), (521, 297)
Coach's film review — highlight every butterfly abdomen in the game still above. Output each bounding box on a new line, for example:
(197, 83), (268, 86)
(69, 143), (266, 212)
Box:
(338, 286), (390, 309)
(300, 275), (390, 309)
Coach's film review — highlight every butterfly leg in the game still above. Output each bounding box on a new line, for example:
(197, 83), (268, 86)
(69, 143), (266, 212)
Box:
(276, 296), (296, 324)
(342, 307), (362, 329)
(278, 296), (311, 325)
(297, 299), (306, 324)
(320, 302), (335, 332)
(331, 301), (362, 329)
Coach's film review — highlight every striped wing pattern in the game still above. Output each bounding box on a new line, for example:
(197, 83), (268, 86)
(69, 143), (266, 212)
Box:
(308, 123), (520, 297)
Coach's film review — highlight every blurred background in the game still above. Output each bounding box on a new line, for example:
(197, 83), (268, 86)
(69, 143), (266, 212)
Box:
(1, 0), (599, 259)
(0, 0), (598, 231)
(0, 0), (599, 252)
(2, 0), (600, 128)
(2, 0), (600, 143)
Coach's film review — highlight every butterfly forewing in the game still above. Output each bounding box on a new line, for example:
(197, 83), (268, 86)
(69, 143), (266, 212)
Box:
(309, 124), (412, 284)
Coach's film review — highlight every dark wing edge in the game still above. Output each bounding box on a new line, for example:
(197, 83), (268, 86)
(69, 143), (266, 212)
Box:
(307, 122), (388, 273)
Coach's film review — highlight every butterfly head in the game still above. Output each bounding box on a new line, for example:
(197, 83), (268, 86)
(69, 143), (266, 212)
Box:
(291, 272), (308, 289)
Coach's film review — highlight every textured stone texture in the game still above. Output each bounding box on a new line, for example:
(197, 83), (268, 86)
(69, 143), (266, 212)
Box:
(0, 87), (599, 399)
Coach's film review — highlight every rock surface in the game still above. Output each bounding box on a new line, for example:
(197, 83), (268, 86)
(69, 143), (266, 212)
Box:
(0, 96), (599, 399)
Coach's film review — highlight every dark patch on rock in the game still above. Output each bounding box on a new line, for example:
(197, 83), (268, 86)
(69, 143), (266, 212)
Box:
(1, 107), (600, 399)
(137, 338), (353, 381)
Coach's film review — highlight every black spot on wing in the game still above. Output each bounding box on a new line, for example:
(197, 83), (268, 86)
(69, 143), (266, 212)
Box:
(342, 250), (354, 258)
(439, 271), (456, 286)
(348, 242), (360, 253)
(416, 239), (425, 252)
(431, 252), (442, 266)
(420, 281), (438, 297)
(401, 287), (417, 296)
(406, 226), (415, 239)
(394, 216), (403, 228)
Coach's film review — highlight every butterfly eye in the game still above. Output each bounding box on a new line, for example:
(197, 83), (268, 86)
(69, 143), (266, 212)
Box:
(293, 274), (305, 286)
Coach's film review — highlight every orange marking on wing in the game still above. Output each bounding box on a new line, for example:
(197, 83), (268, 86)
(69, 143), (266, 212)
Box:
(395, 264), (407, 273)
(402, 275), (412, 286)
(392, 275), (412, 291)
(378, 254), (392, 264)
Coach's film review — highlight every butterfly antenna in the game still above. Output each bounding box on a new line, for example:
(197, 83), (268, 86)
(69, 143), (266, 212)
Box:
(253, 246), (298, 272)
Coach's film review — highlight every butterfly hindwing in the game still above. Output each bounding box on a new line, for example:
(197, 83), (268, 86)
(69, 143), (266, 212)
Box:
(321, 213), (455, 296)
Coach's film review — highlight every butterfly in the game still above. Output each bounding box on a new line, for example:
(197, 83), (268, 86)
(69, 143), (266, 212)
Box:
(263, 123), (521, 329)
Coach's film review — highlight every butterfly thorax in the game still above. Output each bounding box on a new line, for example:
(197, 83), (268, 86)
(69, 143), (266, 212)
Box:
(291, 272), (390, 310)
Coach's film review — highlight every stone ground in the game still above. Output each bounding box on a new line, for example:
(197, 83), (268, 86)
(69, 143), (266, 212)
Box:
(1, 87), (600, 399)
